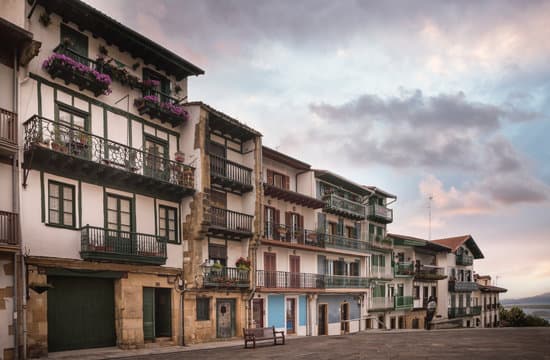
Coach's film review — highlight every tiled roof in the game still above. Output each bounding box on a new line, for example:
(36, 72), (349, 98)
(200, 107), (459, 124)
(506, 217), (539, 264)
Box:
(478, 284), (508, 293)
(431, 235), (484, 259)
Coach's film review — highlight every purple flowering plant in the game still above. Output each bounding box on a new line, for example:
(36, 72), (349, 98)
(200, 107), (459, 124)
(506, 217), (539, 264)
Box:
(136, 95), (189, 121)
(42, 53), (112, 95)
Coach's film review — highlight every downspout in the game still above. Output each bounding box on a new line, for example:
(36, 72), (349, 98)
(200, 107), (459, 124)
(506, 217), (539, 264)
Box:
(13, 45), (20, 360)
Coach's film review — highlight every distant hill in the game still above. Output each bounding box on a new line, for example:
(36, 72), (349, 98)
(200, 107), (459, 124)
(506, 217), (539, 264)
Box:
(501, 292), (550, 305)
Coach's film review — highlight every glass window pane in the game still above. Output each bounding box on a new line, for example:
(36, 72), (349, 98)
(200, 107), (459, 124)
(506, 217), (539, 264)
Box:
(120, 213), (130, 226)
(63, 187), (73, 200)
(168, 209), (176, 220)
(120, 200), (130, 212)
(108, 196), (117, 209)
(49, 210), (59, 224)
(73, 115), (85, 130)
(49, 198), (59, 210)
(169, 230), (176, 241)
(120, 225), (130, 232)
(159, 228), (166, 237)
(168, 219), (175, 230)
(108, 210), (117, 223)
(63, 213), (73, 226)
(107, 223), (117, 230)
(49, 183), (59, 197)
(58, 110), (71, 125)
(63, 200), (73, 212)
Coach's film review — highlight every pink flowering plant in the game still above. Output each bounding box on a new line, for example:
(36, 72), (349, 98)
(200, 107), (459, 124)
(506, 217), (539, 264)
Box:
(135, 95), (189, 122)
(42, 53), (112, 95)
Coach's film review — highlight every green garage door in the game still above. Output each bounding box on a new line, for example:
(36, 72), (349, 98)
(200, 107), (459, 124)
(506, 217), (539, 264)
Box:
(48, 276), (115, 352)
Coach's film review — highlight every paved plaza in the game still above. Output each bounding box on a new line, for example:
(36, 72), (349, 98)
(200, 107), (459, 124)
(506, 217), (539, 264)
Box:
(121, 328), (550, 360)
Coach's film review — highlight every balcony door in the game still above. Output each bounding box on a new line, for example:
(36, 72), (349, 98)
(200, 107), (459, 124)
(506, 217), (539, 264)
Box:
(286, 298), (296, 334)
(340, 302), (350, 334)
(289, 255), (300, 288)
(144, 136), (168, 180)
(106, 194), (133, 252)
(286, 212), (303, 243)
(264, 252), (276, 288)
(210, 189), (227, 228)
(264, 206), (279, 240)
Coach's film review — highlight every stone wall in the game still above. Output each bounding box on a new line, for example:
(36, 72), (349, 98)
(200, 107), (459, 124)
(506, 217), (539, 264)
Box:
(26, 264), (47, 358)
(405, 309), (426, 329)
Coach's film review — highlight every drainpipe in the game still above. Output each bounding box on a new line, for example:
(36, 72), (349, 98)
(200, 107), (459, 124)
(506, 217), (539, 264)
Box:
(12, 45), (20, 360)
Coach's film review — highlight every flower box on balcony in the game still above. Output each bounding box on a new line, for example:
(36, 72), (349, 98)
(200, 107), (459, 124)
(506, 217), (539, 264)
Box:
(134, 95), (189, 127)
(42, 50), (112, 97)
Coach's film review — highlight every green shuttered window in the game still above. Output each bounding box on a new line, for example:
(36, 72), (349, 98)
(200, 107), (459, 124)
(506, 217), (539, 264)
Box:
(48, 181), (75, 228)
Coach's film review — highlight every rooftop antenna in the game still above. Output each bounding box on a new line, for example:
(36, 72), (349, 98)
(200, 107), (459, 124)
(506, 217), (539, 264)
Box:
(428, 195), (433, 240)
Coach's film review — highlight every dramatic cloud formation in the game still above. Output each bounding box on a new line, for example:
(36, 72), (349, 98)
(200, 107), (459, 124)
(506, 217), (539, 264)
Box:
(85, 0), (550, 298)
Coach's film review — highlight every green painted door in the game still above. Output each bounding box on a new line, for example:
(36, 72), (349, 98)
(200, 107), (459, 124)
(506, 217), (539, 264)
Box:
(47, 276), (115, 352)
(143, 287), (155, 340)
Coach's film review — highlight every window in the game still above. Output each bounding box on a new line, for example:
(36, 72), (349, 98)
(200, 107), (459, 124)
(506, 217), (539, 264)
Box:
(48, 181), (75, 227)
(423, 286), (429, 299)
(413, 286), (420, 299)
(57, 103), (88, 131)
(328, 222), (337, 235)
(159, 205), (178, 243)
(266, 169), (289, 190)
(346, 226), (355, 239)
(196, 297), (210, 321)
(431, 286), (437, 298)
(349, 261), (360, 276)
(55, 104), (89, 152)
(143, 68), (171, 101)
(107, 194), (132, 233)
(60, 24), (89, 59)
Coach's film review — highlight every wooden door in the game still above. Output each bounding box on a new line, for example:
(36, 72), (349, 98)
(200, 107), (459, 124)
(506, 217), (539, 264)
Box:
(252, 299), (264, 328)
(216, 299), (235, 338)
(318, 304), (328, 335)
(289, 255), (300, 288)
(264, 252), (276, 287)
(340, 302), (350, 334)
(286, 298), (296, 334)
(143, 287), (155, 340)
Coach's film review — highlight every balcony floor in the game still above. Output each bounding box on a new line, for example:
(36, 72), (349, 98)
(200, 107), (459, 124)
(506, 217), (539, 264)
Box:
(25, 145), (194, 201)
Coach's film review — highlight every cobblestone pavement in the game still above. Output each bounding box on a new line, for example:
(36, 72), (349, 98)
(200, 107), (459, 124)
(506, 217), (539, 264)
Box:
(124, 328), (550, 360)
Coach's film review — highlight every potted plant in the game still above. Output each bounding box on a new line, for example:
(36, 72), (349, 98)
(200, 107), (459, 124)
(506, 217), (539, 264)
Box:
(236, 257), (251, 271)
(211, 261), (223, 273)
(174, 151), (185, 163)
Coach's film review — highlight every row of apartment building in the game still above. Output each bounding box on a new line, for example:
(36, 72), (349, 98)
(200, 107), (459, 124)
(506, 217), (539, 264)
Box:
(0, 1), (506, 359)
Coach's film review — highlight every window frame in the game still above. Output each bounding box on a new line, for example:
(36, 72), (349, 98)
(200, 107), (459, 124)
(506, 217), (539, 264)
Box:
(105, 193), (134, 233)
(47, 180), (76, 229)
(196, 297), (210, 321)
(159, 205), (179, 244)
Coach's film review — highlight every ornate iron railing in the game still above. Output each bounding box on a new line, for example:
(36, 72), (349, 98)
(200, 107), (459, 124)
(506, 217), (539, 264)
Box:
(23, 115), (194, 189)
(255, 270), (324, 289)
(324, 275), (369, 288)
(263, 222), (323, 248)
(323, 193), (365, 219)
(54, 44), (99, 69)
(0, 211), (19, 245)
(0, 108), (17, 146)
(210, 154), (253, 186)
(394, 262), (415, 276)
(448, 280), (478, 292)
(209, 207), (253, 233)
(322, 233), (372, 252)
(80, 225), (167, 265)
(203, 266), (249, 288)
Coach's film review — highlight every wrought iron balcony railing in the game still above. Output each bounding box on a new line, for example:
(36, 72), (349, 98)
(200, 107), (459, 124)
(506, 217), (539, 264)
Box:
(263, 222), (324, 248)
(209, 207), (253, 237)
(394, 262), (415, 276)
(322, 193), (366, 220)
(23, 116), (195, 197)
(368, 233), (393, 249)
(256, 270), (324, 289)
(203, 266), (249, 288)
(456, 254), (474, 266)
(414, 264), (446, 280)
(324, 275), (369, 288)
(370, 297), (394, 310)
(367, 204), (393, 223)
(135, 88), (187, 127)
(0, 108), (17, 150)
(368, 265), (394, 279)
(322, 233), (372, 253)
(80, 225), (167, 265)
(0, 211), (19, 246)
(209, 154), (253, 193)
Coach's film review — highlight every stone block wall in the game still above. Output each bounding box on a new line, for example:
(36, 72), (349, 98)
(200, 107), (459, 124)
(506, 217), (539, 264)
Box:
(26, 265), (47, 358)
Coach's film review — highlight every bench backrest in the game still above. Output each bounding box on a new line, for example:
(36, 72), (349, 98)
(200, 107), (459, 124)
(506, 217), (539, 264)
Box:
(244, 326), (275, 338)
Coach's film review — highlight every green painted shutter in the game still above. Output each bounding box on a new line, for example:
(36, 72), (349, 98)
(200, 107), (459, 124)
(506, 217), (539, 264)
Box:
(317, 213), (326, 233)
(372, 255), (378, 266)
(380, 255), (386, 267)
(143, 287), (155, 340)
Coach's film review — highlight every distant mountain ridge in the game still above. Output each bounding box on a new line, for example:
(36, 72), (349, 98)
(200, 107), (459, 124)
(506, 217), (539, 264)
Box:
(501, 292), (550, 305)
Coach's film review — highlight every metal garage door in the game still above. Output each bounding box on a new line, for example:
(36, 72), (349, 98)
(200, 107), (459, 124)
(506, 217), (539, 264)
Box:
(47, 276), (115, 352)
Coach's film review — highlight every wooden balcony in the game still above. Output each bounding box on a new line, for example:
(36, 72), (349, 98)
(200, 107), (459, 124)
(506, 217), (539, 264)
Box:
(203, 266), (249, 288)
(394, 262), (415, 277)
(448, 280), (478, 292)
(263, 183), (325, 209)
(367, 204), (393, 224)
(255, 270), (324, 289)
(456, 254), (474, 266)
(414, 264), (447, 281)
(210, 154), (253, 194)
(0, 211), (19, 246)
(207, 207), (253, 240)
(322, 233), (372, 253)
(263, 222), (324, 248)
(394, 295), (414, 310)
(44, 45), (111, 97)
(323, 193), (365, 220)
(23, 116), (195, 201)
(80, 225), (167, 265)
(0, 108), (17, 155)
(135, 88), (188, 127)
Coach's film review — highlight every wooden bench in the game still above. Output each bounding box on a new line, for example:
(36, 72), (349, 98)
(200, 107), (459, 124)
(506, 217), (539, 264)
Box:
(243, 326), (285, 349)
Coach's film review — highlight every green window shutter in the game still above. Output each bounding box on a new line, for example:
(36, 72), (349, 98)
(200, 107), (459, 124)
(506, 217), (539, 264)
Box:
(317, 213), (326, 233)
(143, 287), (155, 340)
(380, 255), (386, 267)
(372, 255), (378, 266)
(337, 218), (344, 236)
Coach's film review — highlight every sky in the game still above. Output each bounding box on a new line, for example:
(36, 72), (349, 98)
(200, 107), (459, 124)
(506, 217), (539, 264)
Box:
(85, 0), (550, 299)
